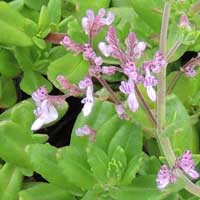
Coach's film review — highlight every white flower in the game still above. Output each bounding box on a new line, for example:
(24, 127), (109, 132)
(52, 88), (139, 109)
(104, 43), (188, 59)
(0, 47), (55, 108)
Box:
(31, 100), (58, 131)
(81, 85), (94, 116)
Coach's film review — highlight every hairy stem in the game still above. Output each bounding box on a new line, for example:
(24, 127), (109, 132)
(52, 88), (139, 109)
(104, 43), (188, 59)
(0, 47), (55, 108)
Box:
(157, 3), (200, 197)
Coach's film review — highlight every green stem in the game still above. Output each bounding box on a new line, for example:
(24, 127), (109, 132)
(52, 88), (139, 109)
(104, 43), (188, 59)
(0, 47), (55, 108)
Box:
(157, 2), (200, 197)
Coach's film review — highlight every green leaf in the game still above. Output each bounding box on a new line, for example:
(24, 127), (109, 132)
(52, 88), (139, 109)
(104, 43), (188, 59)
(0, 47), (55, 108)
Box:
(57, 146), (97, 190)
(19, 183), (75, 200)
(70, 100), (116, 148)
(107, 146), (127, 183)
(109, 186), (160, 200)
(131, 0), (163, 32)
(109, 7), (153, 41)
(111, 0), (132, 7)
(20, 70), (52, 95)
(38, 6), (49, 32)
(165, 95), (199, 153)
(47, 0), (61, 24)
(32, 37), (47, 49)
(0, 121), (33, 168)
(31, 134), (49, 144)
(11, 100), (35, 131)
(121, 155), (143, 185)
(14, 47), (35, 71)
(108, 121), (142, 160)
(0, 76), (17, 108)
(24, 0), (48, 11)
(87, 145), (109, 183)
(167, 72), (199, 108)
(0, 20), (33, 47)
(47, 52), (89, 89)
(0, 49), (20, 78)
(110, 175), (184, 200)
(0, 2), (38, 36)
(70, 0), (110, 17)
(0, 163), (23, 200)
(27, 143), (82, 195)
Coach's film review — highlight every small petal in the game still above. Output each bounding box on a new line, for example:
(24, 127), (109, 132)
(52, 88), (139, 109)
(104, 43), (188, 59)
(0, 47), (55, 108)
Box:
(98, 42), (113, 57)
(32, 86), (48, 104)
(79, 77), (92, 89)
(179, 15), (191, 30)
(104, 12), (115, 25)
(146, 86), (156, 102)
(176, 150), (199, 179)
(31, 100), (58, 131)
(81, 85), (94, 116)
(128, 91), (139, 112)
(156, 165), (176, 189)
(76, 124), (95, 136)
(102, 66), (117, 75)
(119, 81), (131, 94)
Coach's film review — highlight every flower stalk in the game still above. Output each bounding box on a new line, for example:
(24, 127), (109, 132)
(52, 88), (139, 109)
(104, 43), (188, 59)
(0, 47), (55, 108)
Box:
(157, 2), (200, 197)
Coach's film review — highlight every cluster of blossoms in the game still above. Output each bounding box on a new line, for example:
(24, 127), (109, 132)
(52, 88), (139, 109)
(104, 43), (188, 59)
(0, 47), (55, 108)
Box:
(99, 26), (166, 112)
(156, 150), (199, 189)
(60, 8), (167, 120)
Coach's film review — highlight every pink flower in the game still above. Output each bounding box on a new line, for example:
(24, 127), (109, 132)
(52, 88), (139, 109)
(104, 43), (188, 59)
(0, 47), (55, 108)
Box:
(179, 15), (191, 30)
(176, 150), (199, 179)
(125, 32), (146, 59)
(119, 80), (139, 112)
(143, 70), (157, 101)
(76, 124), (96, 141)
(31, 100), (58, 131)
(32, 86), (48, 105)
(60, 36), (84, 55)
(82, 8), (114, 40)
(79, 77), (94, 116)
(156, 165), (177, 189)
(102, 66), (118, 75)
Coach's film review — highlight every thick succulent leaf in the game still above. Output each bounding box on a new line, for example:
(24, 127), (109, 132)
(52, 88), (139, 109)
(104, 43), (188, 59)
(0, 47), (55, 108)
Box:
(109, 7), (153, 41)
(0, 121), (33, 168)
(70, 100), (116, 148)
(131, 0), (163, 32)
(47, 52), (89, 89)
(0, 20), (32, 47)
(0, 76), (17, 108)
(24, 0), (48, 11)
(167, 72), (199, 108)
(27, 144), (82, 195)
(0, 2), (38, 36)
(164, 95), (199, 153)
(107, 121), (142, 160)
(87, 145), (109, 183)
(110, 175), (184, 200)
(57, 146), (97, 191)
(111, 0), (132, 7)
(107, 146), (127, 183)
(71, 100), (143, 160)
(20, 70), (52, 95)
(19, 183), (75, 200)
(0, 163), (23, 200)
(0, 49), (20, 78)
(121, 155), (143, 185)
(11, 100), (35, 131)
(69, 0), (110, 17)
(47, 0), (61, 24)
